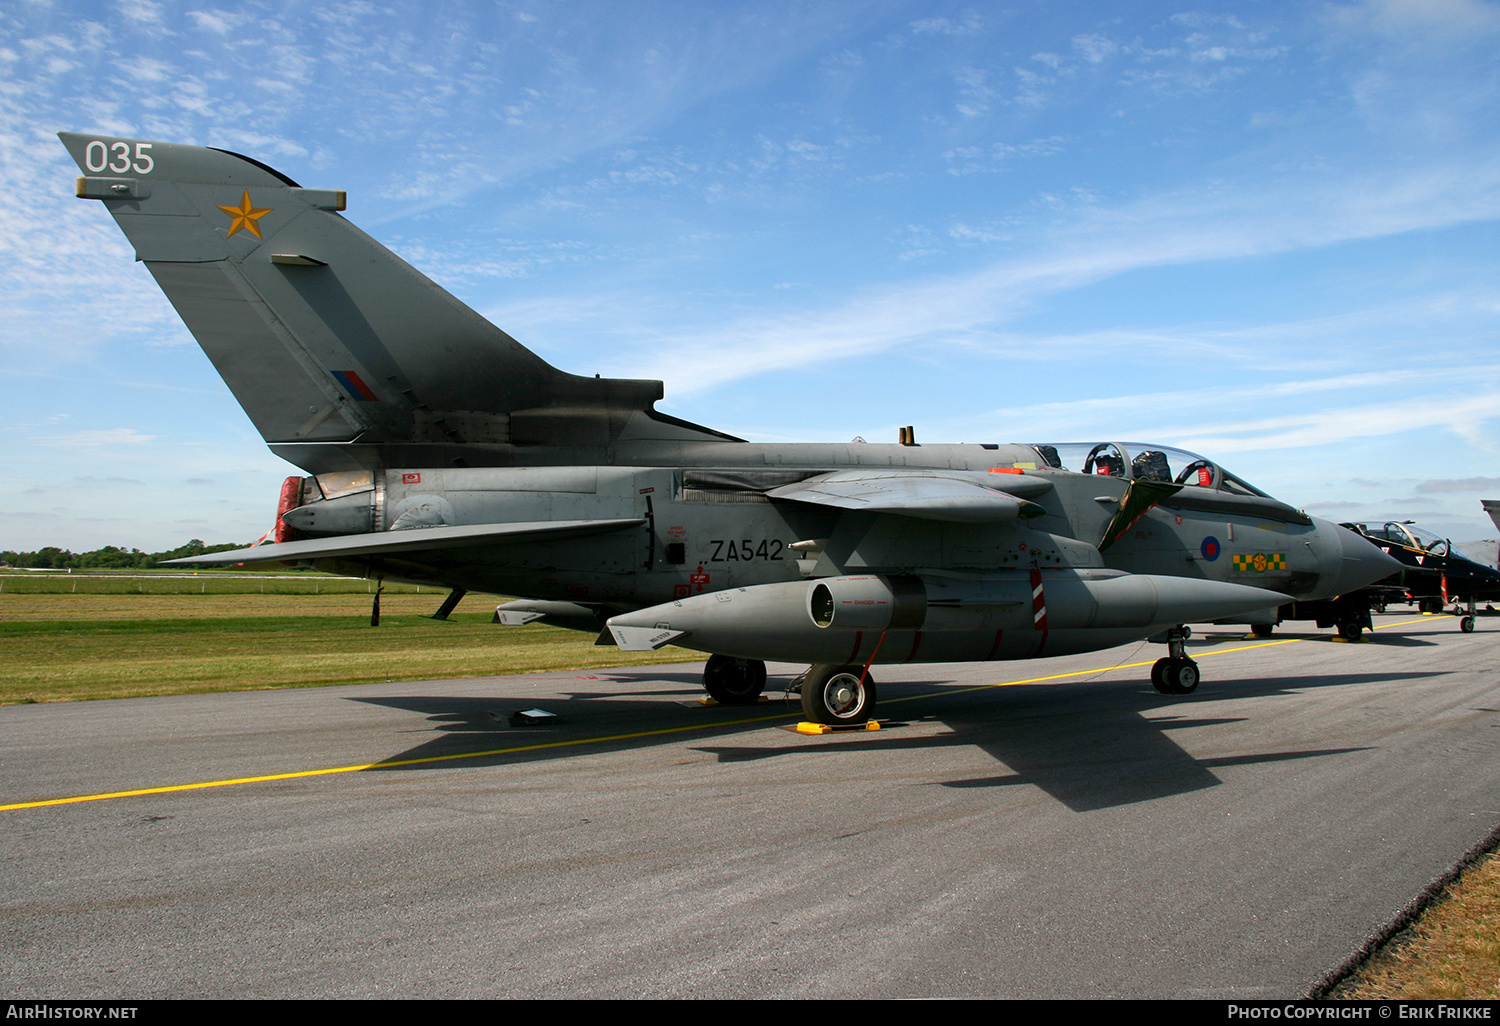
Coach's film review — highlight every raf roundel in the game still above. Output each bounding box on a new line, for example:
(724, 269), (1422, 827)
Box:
(1201, 536), (1221, 561)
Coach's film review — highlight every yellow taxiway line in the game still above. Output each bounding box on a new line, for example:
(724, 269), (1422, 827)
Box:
(0, 614), (1451, 812)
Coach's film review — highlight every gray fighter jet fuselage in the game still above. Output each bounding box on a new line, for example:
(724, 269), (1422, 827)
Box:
(61, 131), (1398, 724)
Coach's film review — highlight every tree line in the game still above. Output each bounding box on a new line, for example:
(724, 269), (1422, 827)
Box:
(0, 540), (252, 570)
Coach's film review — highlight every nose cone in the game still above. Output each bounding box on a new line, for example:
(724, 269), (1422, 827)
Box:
(1327, 522), (1402, 595)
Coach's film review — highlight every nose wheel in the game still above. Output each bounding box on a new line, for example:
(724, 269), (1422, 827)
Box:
(1150, 625), (1200, 695)
(1151, 657), (1200, 695)
(1456, 595), (1478, 633)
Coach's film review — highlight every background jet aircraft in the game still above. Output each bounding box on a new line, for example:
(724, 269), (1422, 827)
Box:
(1340, 520), (1500, 632)
(61, 132), (1397, 724)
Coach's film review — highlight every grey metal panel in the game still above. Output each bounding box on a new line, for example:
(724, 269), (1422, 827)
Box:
(1158, 489), (1311, 525)
(144, 261), (362, 442)
(390, 467), (601, 494)
(768, 474), (1037, 522)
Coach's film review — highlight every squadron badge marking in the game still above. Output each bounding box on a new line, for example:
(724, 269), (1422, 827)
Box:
(218, 189), (272, 239)
(1233, 553), (1285, 572)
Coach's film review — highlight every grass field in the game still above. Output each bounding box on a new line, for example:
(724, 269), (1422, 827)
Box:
(0, 575), (701, 704)
(0, 571), (429, 596)
(1334, 854), (1500, 1000)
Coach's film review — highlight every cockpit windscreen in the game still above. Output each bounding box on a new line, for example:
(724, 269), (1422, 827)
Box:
(1349, 522), (1471, 559)
(1029, 442), (1271, 498)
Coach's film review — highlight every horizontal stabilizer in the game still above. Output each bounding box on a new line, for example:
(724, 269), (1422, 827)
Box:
(164, 518), (645, 565)
(768, 470), (1051, 523)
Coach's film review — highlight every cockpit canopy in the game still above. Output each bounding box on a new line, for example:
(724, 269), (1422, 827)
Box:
(1346, 521), (1471, 560)
(1027, 442), (1271, 498)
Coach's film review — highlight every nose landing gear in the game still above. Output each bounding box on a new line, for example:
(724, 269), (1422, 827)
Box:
(1456, 595), (1477, 633)
(1150, 625), (1200, 695)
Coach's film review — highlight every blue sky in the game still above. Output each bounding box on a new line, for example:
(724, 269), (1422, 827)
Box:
(5, 0), (1500, 553)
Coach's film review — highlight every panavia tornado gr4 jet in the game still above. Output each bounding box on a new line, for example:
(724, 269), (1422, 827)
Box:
(62, 132), (1398, 724)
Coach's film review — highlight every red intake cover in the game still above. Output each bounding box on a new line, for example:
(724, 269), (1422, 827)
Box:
(274, 476), (304, 544)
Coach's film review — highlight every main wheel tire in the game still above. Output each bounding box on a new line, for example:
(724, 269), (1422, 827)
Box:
(1338, 621), (1364, 642)
(1251, 624), (1273, 638)
(801, 664), (876, 724)
(1150, 658), (1173, 694)
(703, 655), (767, 705)
(1460, 616), (1475, 633)
(1166, 658), (1200, 695)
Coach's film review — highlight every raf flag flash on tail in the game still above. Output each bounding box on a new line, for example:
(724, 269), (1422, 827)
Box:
(61, 132), (1400, 724)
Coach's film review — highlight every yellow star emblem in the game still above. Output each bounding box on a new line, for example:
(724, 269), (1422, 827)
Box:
(218, 190), (272, 239)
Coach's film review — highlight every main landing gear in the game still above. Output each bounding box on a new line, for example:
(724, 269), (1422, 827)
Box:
(800, 663), (877, 724)
(1151, 624), (1200, 695)
(702, 654), (767, 705)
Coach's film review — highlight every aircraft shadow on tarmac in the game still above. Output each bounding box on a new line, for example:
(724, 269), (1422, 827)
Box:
(1191, 629), (1442, 650)
(696, 669), (1446, 816)
(1339, 632), (1444, 648)
(350, 680), (798, 769)
(555, 670), (713, 699)
(692, 668), (1446, 813)
(350, 665), (1447, 814)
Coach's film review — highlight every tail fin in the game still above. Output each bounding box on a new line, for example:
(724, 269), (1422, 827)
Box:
(60, 132), (735, 472)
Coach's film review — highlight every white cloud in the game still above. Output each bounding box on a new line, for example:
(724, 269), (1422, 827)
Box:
(603, 149), (1500, 396)
(114, 0), (166, 28)
(37, 429), (159, 447)
(1330, 0), (1500, 41)
(1072, 33), (1118, 64)
(1176, 392), (1500, 454)
(1418, 477), (1500, 493)
(111, 55), (173, 81)
(910, 15), (982, 37)
(185, 9), (247, 35)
